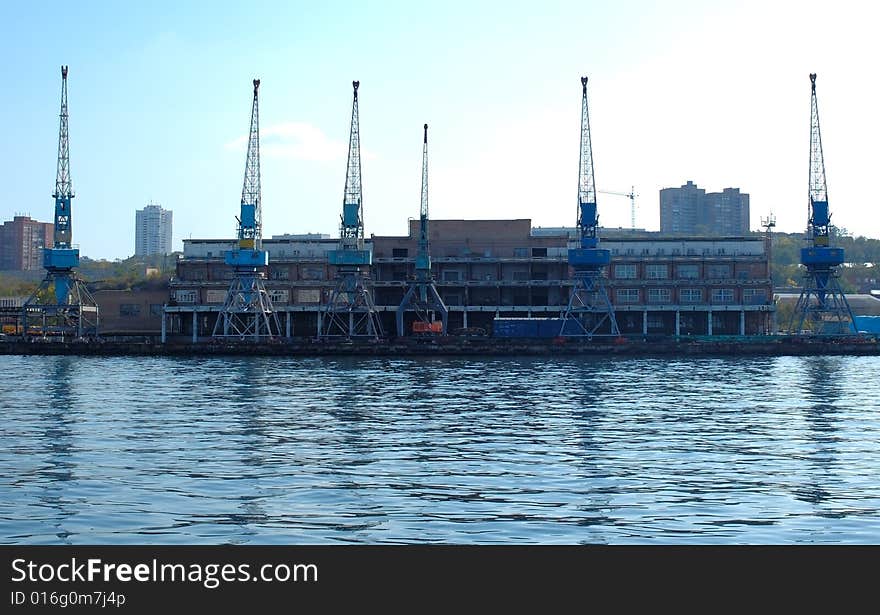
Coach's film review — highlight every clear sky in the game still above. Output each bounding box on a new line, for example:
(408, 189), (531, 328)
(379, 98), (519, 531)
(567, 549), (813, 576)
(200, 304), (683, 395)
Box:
(2, 0), (878, 259)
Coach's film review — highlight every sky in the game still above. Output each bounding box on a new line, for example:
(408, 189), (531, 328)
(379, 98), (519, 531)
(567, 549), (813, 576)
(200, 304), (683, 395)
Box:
(2, 0), (879, 259)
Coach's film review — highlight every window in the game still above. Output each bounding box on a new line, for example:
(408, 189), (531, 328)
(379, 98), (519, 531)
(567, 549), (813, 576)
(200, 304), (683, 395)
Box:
(531, 247), (547, 257)
(392, 248), (409, 258)
(616, 289), (639, 304)
(270, 267), (289, 280)
(174, 290), (197, 304)
(646, 264), (668, 280)
(677, 264), (700, 279)
(648, 288), (671, 303)
(707, 264), (731, 279)
(711, 288), (734, 304)
(680, 289), (702, 304)
(513, 248), (529, 258)
(120, 303), (141, 316)
(512, 270), (530, 281)
(149, 304), (164, 316)
(268, 290), (289, 304)
(615, 264), (637, 279)
(443, 270), (461, 282)
(743, 288), (766, 304)
(301, 267), (324, 281)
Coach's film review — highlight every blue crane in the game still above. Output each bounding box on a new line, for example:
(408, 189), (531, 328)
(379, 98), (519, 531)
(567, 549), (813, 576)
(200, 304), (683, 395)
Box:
(396, 124), (448, 337)
(23, 66), (99, 338)
(212, 79), (281, 339)
(320, 81), (383, 340)
(560, 76), (619, 338)
(789, 73), (856, 335)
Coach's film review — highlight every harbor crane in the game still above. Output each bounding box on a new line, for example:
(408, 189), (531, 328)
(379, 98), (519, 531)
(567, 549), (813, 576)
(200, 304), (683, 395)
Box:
(22, 66), (99, 338)
(559, 76), (620, 338)
(212, 79), (281, 340)
(396, 124), (448, 337)
(597, 187), (638, 230)
(319, 81), (383, 340)
(789, 73), (856, 335)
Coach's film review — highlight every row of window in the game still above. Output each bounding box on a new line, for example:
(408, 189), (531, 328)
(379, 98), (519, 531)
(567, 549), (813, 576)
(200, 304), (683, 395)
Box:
(119, 304), (165, 317)
(614, 263), (752, 280)
(615, 288), (765, 304)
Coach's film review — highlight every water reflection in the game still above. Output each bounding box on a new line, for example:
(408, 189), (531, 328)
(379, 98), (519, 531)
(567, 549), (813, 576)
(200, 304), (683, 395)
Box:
(795, 357), (843, 508)
(39, 357), (77, 543)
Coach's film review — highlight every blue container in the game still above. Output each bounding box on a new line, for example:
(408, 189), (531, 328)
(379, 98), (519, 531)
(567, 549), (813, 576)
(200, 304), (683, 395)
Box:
(493, 318), (564, 338)
(855, 316), (880, 334)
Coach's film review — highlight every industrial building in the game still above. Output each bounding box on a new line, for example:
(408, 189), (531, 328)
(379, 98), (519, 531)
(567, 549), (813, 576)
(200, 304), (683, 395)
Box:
(0, 215), (53, 271)
(660, 181), (750, 236)
(135, 203), (173, 257)
(162, 219), (773, 339)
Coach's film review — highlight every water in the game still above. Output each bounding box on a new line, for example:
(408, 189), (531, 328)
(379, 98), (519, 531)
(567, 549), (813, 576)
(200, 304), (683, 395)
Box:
(1, 354), (878, 544)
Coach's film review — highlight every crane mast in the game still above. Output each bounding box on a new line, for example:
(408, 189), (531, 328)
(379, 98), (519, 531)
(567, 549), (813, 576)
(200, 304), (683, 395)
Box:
(396, 124), (448, 336)
(789, 73), (856, 335)
(22, 66), (99, 338)
(212, 79), (281, 340)
(560, 76), (619, 338)
(320, 81), (383, 339)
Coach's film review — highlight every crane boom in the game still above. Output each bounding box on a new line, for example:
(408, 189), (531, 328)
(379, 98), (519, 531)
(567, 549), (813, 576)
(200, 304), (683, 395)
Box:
(53, 65), (73, 249)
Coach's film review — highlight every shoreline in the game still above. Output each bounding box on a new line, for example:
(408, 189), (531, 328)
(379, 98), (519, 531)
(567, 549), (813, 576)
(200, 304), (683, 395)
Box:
(1, 335), (878, 357)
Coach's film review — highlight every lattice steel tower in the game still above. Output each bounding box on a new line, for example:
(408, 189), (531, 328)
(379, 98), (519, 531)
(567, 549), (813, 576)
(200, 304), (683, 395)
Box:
(212, 79), (281, 340)
(789, 73), (856, 335)
(396, 124), (448, 337)
(23, 66), (99, 338)
(319, 81), (383, 340)
(560, 76), (619, 338)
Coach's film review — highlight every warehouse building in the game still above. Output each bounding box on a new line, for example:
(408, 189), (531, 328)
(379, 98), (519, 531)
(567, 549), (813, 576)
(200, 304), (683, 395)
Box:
(161, 219), (773, 339)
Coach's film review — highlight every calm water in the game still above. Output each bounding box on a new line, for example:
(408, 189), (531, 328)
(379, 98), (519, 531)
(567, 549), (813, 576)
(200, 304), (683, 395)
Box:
(1, 354), (879, 544)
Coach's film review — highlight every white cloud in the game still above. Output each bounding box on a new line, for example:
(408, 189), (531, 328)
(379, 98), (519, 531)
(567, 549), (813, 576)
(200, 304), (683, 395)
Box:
(224, 122), (376, 162)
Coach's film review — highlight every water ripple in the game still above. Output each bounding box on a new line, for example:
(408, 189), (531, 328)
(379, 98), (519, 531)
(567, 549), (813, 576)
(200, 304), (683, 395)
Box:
(1, 354), (879, 543)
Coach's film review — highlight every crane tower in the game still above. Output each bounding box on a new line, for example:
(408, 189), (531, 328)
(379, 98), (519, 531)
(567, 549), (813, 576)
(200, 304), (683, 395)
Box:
(396, 124), (448, 337)
(560, 76), (619, 338)
(789, 73), (856, 335)
(22, 66), (99, 338)
(212, 79), (281, 340)
(319, 81), (383, 340)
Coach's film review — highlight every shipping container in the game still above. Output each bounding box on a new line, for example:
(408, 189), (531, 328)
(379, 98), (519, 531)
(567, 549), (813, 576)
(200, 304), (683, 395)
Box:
(492, 318), (564, 338)
(413, 321), (443, 334)
(855, 316), (880, 335)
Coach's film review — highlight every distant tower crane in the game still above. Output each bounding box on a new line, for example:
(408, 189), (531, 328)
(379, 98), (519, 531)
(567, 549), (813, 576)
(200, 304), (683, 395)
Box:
(212, 78), (281, 340)
(789, 73), (856, 335)
(597, 187), (638, 230)
(319, 81), (383, 340)
(396, 124), (448, 337)
(560, 76), (620, 338)
(23, 66), (99, 338)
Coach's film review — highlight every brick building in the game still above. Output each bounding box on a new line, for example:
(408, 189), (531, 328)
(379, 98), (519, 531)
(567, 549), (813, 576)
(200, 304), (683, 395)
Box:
(0, 216), (54, 271)
(163, 219), (773, 339)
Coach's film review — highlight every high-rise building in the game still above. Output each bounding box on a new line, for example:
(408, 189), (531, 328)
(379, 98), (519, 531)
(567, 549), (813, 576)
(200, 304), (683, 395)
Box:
(135, 203), (172, 256)
(660, 181), (750, 235)
(0, 215), (54, 270)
